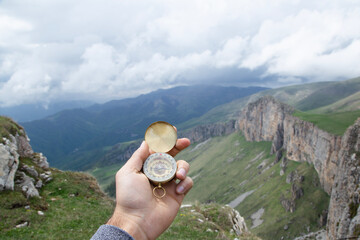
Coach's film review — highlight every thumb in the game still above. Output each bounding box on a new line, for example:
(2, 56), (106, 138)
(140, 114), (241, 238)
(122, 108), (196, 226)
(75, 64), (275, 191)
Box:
(125, 141), (150, 171)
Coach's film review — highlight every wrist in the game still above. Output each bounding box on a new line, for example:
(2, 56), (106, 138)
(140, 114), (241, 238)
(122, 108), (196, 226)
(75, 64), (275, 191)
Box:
(107, 208), (149, 240)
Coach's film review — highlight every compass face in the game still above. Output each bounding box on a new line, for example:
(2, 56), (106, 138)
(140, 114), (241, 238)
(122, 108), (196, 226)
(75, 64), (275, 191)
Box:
(143, 153), (177, 184)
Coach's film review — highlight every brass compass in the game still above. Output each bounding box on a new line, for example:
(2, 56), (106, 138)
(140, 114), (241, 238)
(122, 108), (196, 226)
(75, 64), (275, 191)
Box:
(143, 121), (177, 198)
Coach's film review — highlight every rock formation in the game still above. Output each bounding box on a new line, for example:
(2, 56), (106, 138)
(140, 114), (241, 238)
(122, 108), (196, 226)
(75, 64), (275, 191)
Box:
(237, 96), (360, 239)
(180, 120), (237, 144)
(327, 118), (360, 239)
(0, 118), (50, 198)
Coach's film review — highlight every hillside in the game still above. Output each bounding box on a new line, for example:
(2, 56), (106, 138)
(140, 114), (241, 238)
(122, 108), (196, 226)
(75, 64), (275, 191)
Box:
(0, 116), (260, 240)
(21, 85), (266, 170)
(178, 77), (360, 129)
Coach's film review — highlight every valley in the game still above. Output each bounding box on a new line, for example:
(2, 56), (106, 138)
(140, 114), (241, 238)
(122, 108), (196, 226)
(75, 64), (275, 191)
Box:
(1, 77), (360, 239)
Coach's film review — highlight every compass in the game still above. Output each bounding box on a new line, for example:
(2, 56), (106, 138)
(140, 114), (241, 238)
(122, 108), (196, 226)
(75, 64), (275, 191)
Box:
(143, 121), (178, 198)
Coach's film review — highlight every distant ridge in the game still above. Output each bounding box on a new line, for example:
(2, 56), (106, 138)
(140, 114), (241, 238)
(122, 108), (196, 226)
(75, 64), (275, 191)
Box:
(21, 85), (266, 169)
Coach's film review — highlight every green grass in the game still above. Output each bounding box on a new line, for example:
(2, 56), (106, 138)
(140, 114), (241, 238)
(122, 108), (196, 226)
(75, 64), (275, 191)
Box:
(0, 167), (114, 240)
(293, 110), (360, 136)
(177, 132), (330, 240)
(0, 116), (24, 143)
(159, 203), (260, 240)
(88, 162), (124, 192)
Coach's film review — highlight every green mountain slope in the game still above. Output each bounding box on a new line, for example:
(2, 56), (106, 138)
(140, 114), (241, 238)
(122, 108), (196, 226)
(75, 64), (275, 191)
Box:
(21, 85), (266, 170)
(178, 77), (360, 130)
(309, 91), (360, 113)
(177, 132), (329, 240)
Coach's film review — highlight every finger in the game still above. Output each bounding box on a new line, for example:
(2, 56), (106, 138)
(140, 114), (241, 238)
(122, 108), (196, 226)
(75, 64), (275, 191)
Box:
(124, 141), (150, 171)
(176, 160), (190, 181)
(167, 138), (191, 157)
(176, 176), (193, 195)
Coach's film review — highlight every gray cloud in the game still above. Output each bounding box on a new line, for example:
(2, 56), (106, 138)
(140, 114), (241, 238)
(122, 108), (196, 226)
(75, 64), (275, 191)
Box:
(0, 0), (359, 106)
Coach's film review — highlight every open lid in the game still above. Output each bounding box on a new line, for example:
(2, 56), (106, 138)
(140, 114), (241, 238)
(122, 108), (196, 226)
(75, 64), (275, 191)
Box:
(144, 121), (177, 153)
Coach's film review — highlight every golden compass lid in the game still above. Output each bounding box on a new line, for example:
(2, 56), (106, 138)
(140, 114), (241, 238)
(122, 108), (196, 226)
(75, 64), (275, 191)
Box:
(144, 121), (177, 153)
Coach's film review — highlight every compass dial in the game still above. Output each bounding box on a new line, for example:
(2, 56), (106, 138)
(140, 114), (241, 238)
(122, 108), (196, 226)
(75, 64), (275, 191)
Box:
(143, 153), (177, 184)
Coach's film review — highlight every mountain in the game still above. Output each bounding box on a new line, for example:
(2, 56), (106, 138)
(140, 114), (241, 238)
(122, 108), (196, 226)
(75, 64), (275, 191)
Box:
(0, 116), (259, 240)
(21, 85), (267, 169)
(0, 100), (94, 122)
(178, 77), (360, 129)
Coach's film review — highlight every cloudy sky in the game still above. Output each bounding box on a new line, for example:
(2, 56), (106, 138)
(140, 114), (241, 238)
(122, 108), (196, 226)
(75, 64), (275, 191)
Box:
(0, 0), (360, 107)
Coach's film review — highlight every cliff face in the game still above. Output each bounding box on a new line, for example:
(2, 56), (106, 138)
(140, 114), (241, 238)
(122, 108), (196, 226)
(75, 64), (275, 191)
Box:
(238, 96), (341, 194)
(0, 119), (50, 198)
(327, 119), (360, 239)
(237, 96), (359, 239)
(180, 120), (237, 144)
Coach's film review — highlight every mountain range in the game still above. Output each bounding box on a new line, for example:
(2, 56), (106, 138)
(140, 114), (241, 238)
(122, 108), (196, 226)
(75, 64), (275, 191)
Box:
(1, 76), (360, 239)
(21, 85), (266, 169)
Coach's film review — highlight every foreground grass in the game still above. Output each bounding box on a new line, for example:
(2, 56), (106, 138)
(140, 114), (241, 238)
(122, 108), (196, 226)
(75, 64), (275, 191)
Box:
(293, 110), (360, 136)
(0, 169), (114, 240)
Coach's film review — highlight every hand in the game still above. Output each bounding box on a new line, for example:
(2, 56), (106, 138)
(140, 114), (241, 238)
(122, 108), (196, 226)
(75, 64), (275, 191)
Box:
(107, 138), (193, 240)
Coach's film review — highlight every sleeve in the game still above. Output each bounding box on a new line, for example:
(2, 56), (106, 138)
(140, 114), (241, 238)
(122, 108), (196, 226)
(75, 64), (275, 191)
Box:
(90, 224), (135, 240)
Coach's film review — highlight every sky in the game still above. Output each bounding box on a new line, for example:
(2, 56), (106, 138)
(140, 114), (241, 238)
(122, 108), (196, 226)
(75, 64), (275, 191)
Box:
(0, 0), (360, 107)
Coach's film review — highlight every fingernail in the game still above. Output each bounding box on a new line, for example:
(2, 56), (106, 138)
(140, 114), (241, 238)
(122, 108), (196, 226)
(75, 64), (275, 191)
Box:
(178, 168), (186, 178)
(177, 185), (185, 194)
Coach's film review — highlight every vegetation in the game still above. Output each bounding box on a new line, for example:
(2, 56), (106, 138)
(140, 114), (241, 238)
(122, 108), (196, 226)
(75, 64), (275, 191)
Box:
(0, 168), (115, 240)
(177, 132), (329, 240)
(0, 116), (24, 143)
(293, 110), (360, 136)
(159, 203), (260, 240)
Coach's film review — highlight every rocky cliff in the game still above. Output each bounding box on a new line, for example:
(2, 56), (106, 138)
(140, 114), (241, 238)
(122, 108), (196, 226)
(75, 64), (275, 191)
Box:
(237, 96), (360, 239)
(0, 117), (50, 198)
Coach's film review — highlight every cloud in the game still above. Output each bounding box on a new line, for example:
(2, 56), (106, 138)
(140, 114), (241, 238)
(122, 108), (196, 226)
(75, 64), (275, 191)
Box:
(0, 0), (360, 106)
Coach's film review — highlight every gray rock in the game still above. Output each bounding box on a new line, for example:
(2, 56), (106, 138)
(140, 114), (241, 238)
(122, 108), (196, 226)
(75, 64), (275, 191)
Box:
(15, 222), (28, 228)
(18, 171), (39, 198)
(22, 164), (38, 178)
(0, 135), (19, 191)
(35, 179), (43, 188)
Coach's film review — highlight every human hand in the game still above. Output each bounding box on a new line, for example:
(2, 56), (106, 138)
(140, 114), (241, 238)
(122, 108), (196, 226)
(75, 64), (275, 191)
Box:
(107, 138), (193, 240)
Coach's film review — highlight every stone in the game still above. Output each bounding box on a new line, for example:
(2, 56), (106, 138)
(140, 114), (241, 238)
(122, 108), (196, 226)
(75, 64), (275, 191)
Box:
(16, 222), (28, 228)
(284, 225), (289, 230)
(229, 208), (248, 235)
(18, 171), (39, 198)
(35, 179), (43, 188)
(0, 135), (19, 191)
(22, 164), (38, 178)
(37, 210), (45, 216)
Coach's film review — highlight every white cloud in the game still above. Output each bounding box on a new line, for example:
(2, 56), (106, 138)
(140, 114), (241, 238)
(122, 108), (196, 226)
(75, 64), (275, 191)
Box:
(0, 0), (360, 106)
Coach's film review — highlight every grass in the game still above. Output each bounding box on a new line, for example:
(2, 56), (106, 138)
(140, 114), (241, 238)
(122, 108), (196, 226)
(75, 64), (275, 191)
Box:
(159, 203), (260, 240)
(176, 132), (330, 240)
(0, 165), (115, 240)
(0, 116), (24, 143)
(88, 162), (124, 192)
(293, 110), (360, 136)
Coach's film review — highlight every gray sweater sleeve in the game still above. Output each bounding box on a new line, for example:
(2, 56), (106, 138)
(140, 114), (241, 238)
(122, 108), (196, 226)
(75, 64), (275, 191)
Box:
(90, 225), (134, 240)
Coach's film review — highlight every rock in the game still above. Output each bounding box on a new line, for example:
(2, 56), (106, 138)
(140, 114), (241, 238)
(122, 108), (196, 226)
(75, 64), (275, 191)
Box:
(238, 96), (341, 194)
(0, 135), (19, 191)
(35, 179), (43, 188)
(284, 225), (289, 230)
(32, 153), (49, 169)
(229, 208), (248, 235)
(291, 183), (304, 200)
(238, 96), (360, 239)
(17, 171), (39, 198)
(22, 164), (38, 178)
(327, 118), (360, 239)
(280, 197), (296, 213)
(37, 210), (45, 216)
(15, 222), (28, 228)
(16, 134), (33, 157)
